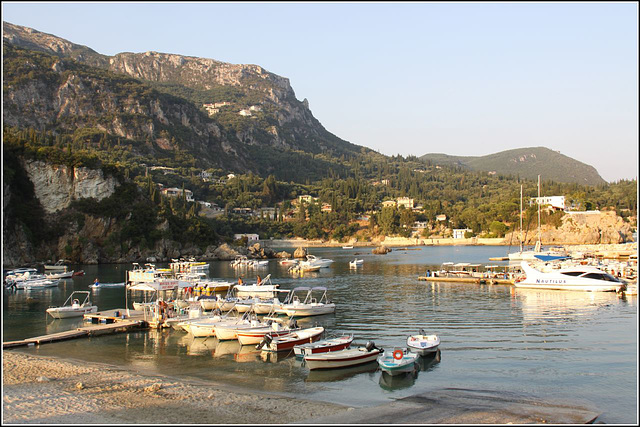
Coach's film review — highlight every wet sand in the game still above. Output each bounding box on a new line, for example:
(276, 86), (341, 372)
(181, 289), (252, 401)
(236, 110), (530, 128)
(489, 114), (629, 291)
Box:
(2, 351), (350, 424)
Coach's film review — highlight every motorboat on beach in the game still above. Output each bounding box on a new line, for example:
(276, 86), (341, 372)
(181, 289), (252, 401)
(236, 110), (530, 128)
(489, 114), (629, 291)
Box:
(294, 334), (354, 359)
(275, 286), (336, 317)
(378, 348), (419, 376)
(406, 330), (440, 356)
(256, 326), (325, 352)
(46, 291), (97, 319)
(516, 261), (625, 292)
(303, 341), (382, 370)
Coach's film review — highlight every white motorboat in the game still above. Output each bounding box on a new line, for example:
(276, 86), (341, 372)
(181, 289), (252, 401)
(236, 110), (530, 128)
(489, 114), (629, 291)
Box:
(378, 348), (419, 376)
(44, 260), (69, 271)
(298, 254), (334, 270)
(349, 259), (363, 268)
(275, 286), (336, 317)
(406, 330), (440, 356)
(516, 261), (625, 292)
(214, 314), (266, 341)
(46, 291), (97, 319)
(14, 277), (59, 290)
(186, 308), (243, 337)
(236, 318), (301, 346)
(257, 326), (325, 352)
(294, 334), (354, 359)
(235, 274), (279, 298)
(45, 270), (74, 279)
(303, 341), (382, 370)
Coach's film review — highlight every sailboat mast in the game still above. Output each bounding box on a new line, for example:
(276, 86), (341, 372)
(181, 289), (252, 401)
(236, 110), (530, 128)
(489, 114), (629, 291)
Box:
(519, 184), (523, 252)
(537, 175), (541, 248)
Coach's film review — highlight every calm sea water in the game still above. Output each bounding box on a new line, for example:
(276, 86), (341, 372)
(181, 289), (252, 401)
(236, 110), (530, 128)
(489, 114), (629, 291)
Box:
(3, 246), (637, 424)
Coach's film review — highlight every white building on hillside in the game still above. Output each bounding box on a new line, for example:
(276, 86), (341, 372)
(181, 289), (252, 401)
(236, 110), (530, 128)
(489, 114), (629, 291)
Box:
(530, 196), (565, 211)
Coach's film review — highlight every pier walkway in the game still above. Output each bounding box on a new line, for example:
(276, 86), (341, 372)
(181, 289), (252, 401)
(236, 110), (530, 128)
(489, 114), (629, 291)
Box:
(3, 309), (147, 349)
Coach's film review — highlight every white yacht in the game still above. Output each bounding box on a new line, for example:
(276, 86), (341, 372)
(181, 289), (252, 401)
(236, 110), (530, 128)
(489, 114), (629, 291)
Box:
(516, 261), (625, 292)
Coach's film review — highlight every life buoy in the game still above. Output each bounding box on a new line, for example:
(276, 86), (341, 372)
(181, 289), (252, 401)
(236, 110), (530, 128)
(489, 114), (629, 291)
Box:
(393, 349), (403, 360)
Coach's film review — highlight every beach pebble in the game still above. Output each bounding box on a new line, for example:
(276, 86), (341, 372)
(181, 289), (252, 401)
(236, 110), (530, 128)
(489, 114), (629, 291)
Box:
(36, 376), (50, 382)
(144, 383), (162, 393)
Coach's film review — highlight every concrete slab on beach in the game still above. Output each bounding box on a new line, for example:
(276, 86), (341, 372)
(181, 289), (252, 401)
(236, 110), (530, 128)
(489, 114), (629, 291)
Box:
(300, 388), (601, 424)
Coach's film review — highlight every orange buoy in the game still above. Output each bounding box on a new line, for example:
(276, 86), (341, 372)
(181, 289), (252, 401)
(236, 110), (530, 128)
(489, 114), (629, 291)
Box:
(393, 349), (403, 360)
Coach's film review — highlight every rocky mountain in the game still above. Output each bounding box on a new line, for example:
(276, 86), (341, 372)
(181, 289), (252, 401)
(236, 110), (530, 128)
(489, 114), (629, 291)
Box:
(3, 21), (374, 181)
(421, 147), (607, 186)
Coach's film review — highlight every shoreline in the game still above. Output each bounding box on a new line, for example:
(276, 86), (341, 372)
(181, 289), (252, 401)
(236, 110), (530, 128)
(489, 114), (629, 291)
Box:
(2, 351), (351, 424)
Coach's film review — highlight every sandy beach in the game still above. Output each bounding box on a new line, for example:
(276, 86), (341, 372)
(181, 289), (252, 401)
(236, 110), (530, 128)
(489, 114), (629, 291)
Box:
(2, 351), (351, 424)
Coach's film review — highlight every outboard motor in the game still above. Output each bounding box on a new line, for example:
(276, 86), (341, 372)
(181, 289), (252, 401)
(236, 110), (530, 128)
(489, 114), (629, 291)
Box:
(288, 319), (298, 329)
(256, 333), (273, 350)
(365, 341), (377, 352)
(419, 329), (426, 336)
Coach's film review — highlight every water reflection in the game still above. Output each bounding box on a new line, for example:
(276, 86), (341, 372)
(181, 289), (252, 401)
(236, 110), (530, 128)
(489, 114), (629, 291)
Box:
(416, 349), (441, 372)
(305, 360), (379, 383)
(379, 368), (419, 391)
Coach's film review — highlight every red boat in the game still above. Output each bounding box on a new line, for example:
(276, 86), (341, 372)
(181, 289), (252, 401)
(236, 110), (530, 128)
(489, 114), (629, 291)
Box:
(257, 326), (324, 352)
(293, 334), (354, 358)
(72, 270), (85, 277)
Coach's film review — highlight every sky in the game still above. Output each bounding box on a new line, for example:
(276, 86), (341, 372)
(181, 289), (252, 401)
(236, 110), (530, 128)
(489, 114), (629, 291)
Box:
(2, 1), (638, 182)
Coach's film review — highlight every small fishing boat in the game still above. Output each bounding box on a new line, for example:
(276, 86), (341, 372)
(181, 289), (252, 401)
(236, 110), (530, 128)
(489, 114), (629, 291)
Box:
(44, 259), (69, 271)
(46, 291), (97, 319)
(294, 334), (354, 359)
(349, 259), (363, 268)
(275, 287), (336, 317)
(342, 245), (354, 249)
(235, 274), (279, 298)
(406, 330), (440, 356)
(236, 318), (301, 346)
(378, 348), (419, 376)
(45, 270), (74, 279)
(303, 341), (382, 370)
(257, 326), (325, 352)
(72, 270), (85, 277)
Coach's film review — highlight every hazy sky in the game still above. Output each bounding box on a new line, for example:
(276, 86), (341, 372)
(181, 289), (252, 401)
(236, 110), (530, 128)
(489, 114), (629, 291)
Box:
(3, 2), (638, 182)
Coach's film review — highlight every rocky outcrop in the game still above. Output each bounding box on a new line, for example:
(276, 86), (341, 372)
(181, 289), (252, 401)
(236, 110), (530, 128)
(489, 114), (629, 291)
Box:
(505, 211), (634, 245)
(293, 247), (308, 259)
(372, 245), (391, 255)
(21, 160), (118, 213)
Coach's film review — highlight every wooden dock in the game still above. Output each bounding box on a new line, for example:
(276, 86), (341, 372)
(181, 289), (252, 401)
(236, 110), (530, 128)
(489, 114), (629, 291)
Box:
(418, 276), (514, 285)
(3, 309), (147, 349)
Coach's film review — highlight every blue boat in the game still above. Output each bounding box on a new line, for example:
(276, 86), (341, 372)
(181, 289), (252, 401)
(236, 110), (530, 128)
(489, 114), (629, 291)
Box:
(377, 348), (419, 376)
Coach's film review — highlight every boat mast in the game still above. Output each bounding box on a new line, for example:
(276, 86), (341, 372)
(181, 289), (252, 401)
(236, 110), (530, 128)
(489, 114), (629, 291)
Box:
(519, 184), (523, 253)
(536, 174), (541, 252)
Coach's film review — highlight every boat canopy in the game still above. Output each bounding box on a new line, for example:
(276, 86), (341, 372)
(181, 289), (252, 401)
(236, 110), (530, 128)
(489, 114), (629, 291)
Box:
(128, 281), (178, 292)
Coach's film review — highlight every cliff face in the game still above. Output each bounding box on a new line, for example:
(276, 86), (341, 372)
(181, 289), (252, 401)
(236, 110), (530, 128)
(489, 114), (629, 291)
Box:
(21, 160), (118, 213)
(3, 22), (364, 169)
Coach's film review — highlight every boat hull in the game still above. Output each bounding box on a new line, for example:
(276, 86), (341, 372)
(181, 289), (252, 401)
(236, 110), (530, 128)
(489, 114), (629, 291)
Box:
(46, 305), (97, 319)
(261, 327), (324, 352)
(304, 348), (381, 370)
(378, 351), (419, 376)
(294, 335), (353, 358)
(406, 335), (440, 356)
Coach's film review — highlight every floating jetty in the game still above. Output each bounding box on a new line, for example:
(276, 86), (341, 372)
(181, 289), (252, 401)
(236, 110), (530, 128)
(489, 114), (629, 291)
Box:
(3, 309), (147, 349)
(418, 276), (514, 285)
